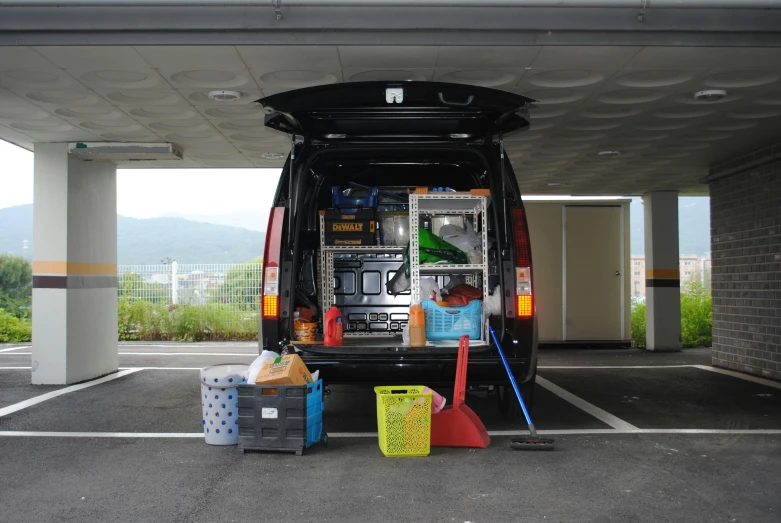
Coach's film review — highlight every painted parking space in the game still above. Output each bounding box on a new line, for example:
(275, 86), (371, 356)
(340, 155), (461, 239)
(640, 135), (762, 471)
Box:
(538, 367), (781, 429)
(0, 369), (63, 409)
(1, 346), (779, 437)
(0, 370), (200, 433)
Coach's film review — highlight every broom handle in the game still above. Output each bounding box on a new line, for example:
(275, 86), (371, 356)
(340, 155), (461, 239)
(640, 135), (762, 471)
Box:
(453, 335), (468, 409)
(489, 327), (535, 431)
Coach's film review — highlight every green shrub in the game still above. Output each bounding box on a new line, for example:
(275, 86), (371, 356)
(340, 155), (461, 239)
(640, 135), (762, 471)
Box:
(0, 308), (32, 343)
(630, 300), (646, 348)
(118, 299), (257, 342)
(680, 282), (712, 348)
(630, 283), (712, 349)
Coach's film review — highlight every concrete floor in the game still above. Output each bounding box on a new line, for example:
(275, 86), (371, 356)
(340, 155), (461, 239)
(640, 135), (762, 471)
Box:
(1, 343), (780, 523)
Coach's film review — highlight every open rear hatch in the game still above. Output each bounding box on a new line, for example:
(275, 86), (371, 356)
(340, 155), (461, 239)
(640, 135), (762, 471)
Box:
(257, 81), (533, 140)
(258, 82), (533, 353)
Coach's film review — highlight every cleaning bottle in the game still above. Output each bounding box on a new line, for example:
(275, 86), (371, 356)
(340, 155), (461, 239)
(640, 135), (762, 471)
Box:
(409, 302), (426, 348)
(324, 305), (344, 347)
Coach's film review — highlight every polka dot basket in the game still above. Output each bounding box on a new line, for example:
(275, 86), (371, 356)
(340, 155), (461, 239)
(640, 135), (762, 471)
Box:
(200, 364), (248, 446)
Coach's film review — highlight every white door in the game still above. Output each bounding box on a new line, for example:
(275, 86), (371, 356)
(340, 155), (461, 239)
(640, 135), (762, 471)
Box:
(564, 206), (624, 341)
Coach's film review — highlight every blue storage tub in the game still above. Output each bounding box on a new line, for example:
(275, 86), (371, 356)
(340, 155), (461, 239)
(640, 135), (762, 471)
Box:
(421, 300), (482, 341)
(332, 186), (379, 213)
(305, 379), (325, 448)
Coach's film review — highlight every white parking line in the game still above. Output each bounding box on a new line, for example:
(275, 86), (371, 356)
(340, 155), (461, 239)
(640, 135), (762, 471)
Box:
(1, 428), (780, 439)
(0, 431), (203, 438)
(692, 365), (781, 390)
(0, 367), (31, 370)
(0, 369), (142, 418)
(0, 352), (255, 357)
(0, 346), (30, 353)
(535, 375), (639, 431)
(120, 367), (203, 371)
(119, 352), (256, 356)
(539, 365), (696, 370)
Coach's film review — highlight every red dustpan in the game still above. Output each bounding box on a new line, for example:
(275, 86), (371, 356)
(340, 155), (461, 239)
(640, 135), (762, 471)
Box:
(430, 335), (490, 448)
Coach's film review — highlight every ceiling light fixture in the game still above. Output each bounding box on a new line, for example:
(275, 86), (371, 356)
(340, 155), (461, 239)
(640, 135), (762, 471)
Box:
(261, 152), (285, 159)
(547, 182), (566, 187)
(693, 89), (728, 102)
(598, 150), (622, 157)
(207, 90), (242, 102)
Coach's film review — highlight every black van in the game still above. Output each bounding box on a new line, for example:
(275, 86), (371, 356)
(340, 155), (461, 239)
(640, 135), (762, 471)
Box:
(258, 82), (538, 411)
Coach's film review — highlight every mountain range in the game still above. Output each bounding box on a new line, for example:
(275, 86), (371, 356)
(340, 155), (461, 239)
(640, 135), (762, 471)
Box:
(0, 197), (711, 264)
(0, 204), (265, 264)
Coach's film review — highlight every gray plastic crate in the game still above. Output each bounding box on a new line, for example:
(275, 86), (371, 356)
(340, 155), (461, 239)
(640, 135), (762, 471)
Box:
(238, 383), (308, 455)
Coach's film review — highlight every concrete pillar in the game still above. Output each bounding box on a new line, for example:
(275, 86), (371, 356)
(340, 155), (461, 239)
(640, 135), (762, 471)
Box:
(643, 191), (682, 352)
(31, 143), (118, 384)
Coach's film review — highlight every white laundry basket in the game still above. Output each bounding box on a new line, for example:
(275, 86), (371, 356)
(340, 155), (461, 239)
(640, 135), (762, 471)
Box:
(200, 364), (248, 445)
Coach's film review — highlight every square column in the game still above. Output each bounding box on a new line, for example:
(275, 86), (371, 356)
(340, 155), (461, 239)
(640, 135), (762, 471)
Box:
(643, 191), (682, 352)
(32, 143), (118, 384)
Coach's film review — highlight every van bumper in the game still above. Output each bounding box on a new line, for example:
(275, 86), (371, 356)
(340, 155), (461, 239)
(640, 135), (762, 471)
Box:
(297, 351), (533, 387)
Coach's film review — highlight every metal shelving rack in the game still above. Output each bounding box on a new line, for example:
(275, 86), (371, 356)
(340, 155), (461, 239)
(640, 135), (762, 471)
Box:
(318, 194), (489, 342)
(409, 193), (490, 342)
(318, 213), (404, 332)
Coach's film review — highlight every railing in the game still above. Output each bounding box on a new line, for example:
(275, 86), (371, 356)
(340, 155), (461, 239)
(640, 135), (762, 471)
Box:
(118, 262), (263, 338)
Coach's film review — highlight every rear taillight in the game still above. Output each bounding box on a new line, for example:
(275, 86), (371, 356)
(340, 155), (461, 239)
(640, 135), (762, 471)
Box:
(262, 207), (285, 319)
(511, 207), (533, 318)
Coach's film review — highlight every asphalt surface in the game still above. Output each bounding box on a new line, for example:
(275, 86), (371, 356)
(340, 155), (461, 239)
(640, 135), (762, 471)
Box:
(1, 343), (780, 523)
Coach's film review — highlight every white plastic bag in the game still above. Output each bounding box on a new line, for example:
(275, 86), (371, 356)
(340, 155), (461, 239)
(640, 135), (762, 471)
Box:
(402, 323), (410, 345)
(418, 277), (441, 302)
(484, 285), (502, 317)
(246, 350), (280, 384)
(438, 224), (483, 264)
(386, 263), (411, 295)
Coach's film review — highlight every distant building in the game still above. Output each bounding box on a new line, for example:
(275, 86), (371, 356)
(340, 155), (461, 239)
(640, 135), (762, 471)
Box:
(631, 255), (646, 299)
(630, 254), (711, 298)
(680, 254), (701, 288)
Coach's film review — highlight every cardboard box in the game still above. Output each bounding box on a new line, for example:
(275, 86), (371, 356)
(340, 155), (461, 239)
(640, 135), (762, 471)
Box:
(255, 354), (313, 386)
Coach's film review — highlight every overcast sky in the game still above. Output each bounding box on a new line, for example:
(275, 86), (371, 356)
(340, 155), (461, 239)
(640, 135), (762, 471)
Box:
(0, 140), (281, 218)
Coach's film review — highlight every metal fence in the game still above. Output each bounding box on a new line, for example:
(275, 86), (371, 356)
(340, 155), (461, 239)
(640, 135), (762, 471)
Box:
(118, 262), (263, 332)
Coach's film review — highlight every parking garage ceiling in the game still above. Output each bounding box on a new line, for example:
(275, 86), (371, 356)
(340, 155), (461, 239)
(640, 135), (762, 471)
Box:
(2, 4), (781, 195)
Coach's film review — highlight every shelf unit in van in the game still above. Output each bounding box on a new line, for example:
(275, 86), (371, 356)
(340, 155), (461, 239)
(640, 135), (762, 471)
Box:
(409, 193), (490, 342)
(318, 213), (405, 337)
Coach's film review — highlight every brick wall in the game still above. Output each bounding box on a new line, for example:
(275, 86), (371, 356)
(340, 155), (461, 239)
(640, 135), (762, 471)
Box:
(709, 143), (781, 380)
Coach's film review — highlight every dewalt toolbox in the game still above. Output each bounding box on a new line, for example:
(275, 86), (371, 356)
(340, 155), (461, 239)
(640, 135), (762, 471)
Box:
(322, 208), (377, 246)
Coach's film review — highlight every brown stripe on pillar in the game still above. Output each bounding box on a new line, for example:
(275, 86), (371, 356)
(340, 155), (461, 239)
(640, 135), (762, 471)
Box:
(32, 261), (117, 275)
(646, 269), (680, 279)
(646, 279), (681, 288)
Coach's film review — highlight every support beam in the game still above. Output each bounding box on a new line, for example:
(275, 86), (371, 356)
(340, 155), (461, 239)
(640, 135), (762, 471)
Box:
(643, 191), (682, 352)
(31, 143), (118, 385)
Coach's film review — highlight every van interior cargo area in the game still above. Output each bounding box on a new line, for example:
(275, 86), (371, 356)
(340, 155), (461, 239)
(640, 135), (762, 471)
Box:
(292, 148), (498, 350)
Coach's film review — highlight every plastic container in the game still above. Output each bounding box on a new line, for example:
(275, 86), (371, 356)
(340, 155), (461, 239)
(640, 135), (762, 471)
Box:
(332, 186), (379, 214)
(200, 363), (249, 445)
(379, 211), (410, 247)
(374, 385), (433, 457)
(238, 379), (326, 455)
(324, 306), (344, 346)
(294, 319), (317, 342)
(421, 299), (482, 341)
(409, 303), (426, 347)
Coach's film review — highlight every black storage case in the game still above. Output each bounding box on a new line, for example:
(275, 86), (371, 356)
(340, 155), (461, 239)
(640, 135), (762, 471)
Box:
(323, 208), (377, 246)
(238, 383), (307, 455)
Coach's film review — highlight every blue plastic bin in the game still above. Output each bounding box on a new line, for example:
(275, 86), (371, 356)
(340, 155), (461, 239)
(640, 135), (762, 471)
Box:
(421, 300), (482, 341)
(305, 379), (325, 448)
(332, 186), (379, 213)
